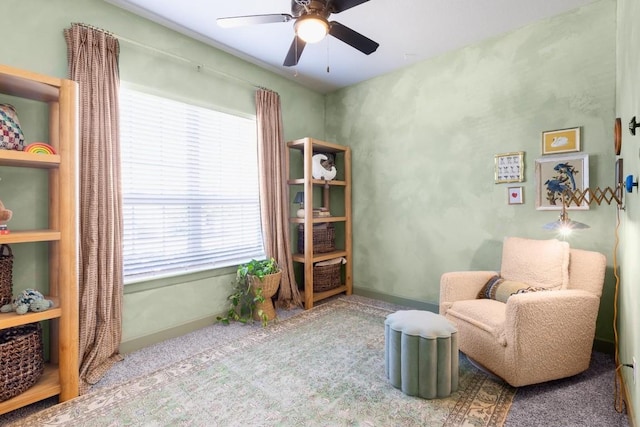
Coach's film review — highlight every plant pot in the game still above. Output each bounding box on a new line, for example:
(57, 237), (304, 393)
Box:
(250, 271), (281, 321)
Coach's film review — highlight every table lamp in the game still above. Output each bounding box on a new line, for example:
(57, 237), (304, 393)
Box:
(293, 191), (305, 218)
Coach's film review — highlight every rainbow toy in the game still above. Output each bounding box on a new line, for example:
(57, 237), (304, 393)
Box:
(25, 142), (56, 155)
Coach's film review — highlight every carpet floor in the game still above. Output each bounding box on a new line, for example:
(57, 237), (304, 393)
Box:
(0, 295), (630, 426)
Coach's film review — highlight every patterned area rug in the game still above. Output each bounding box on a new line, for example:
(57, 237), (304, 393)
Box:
(11, 298), (515, 426)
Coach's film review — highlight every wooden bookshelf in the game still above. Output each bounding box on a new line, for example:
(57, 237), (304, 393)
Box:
(286, 137), (352, 309)
(0, 63), (78, 414)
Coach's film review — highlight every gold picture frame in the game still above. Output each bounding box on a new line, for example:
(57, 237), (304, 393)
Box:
(535, 153), (589, 210)
(494, 152), (524, 183)
(542, 127), (581, 155)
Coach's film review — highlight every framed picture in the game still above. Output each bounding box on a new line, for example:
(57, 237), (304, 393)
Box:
(535, 153), (589, 210)
(508, 186), (524, 205)
(542, 127), (581, 155)
(615, 158), (624, 186)
(494, 152), (524, 183)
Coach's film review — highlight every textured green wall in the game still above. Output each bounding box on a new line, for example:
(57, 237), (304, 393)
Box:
(325, 0), (617, 343)
(0, 0), (325, 349)
(616, 0), (640, 420)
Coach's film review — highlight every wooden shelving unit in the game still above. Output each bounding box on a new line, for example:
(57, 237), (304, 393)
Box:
(0, 64), (78, 414)
(286, 137), (352, 309)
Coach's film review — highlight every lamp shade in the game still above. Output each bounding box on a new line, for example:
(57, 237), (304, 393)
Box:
(543, 218), (590, 231)
(543, 192), (590, 236)
(543, 209), (590, 237)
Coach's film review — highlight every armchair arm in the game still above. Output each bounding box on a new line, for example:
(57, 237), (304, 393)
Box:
(439, 271), (497, 314)
(503, 289), (600, 386)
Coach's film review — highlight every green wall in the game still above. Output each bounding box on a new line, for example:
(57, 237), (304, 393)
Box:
(616, 0), (640, 421)
(325, 0), (618, 343)
(0, 0), (325, 350)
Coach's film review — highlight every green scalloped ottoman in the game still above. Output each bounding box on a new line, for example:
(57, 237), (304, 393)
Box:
(384, 310), (459, 399)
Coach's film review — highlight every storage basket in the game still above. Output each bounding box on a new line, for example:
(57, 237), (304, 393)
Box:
(0, 244), (13, 307)
(313, 262), (342, 292)
(0, 323), (44, 402)
(298, 223), (335, 254)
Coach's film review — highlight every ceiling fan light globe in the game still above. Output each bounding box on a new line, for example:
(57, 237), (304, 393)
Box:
(295, 16), (329, 43)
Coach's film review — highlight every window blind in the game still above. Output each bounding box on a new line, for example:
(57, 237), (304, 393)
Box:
(120, 87), (265, 283)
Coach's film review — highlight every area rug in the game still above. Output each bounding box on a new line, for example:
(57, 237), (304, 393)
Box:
(10, 298), (515, 427)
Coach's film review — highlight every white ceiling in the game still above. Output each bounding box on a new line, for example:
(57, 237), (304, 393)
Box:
(105, 0), (596, 93)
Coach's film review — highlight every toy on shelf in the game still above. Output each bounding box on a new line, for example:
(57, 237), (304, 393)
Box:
(0, 288), (54, 315)
(312, 153), (337, 181)
(0, 199), (12, 235)
(24, 142), (56, 155)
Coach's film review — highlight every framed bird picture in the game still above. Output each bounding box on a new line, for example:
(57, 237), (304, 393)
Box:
(541, 127), (581, 155)
(535, 153), (589, 210)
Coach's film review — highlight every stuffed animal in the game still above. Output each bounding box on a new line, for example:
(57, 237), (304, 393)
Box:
(0, 288), (53, 315)
(0, 199), (12, 223)
(312, 153), (337, 181)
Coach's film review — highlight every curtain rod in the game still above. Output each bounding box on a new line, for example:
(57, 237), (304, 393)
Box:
(71, 22), (272, 92)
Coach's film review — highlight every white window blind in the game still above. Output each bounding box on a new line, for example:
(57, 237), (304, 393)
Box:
(120, 87), (265, 283)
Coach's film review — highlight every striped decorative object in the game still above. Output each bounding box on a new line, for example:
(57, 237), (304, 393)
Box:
(0, 104), (25, 151)
(24, 142), (56, 155)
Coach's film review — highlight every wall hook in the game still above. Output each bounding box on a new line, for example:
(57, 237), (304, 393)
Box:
(625, 175), (638, 193)
(630, 116), (640, 136)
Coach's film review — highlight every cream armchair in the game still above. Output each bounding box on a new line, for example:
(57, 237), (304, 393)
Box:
(439, 237), (606, 387)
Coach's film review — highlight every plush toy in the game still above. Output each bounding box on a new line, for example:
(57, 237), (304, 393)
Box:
(0, 288), (53, 315)
(312, 153), (337, 181)
(0, 199), (12, 223)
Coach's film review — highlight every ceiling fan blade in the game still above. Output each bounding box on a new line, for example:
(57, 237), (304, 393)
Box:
(329, 21), (379, 55)
(330, 0), (370, 13)
(283, 36), (307, 66)
(217, 14), (293, 28)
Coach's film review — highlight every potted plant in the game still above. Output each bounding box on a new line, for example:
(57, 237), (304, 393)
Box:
(217, 258), (282, 327)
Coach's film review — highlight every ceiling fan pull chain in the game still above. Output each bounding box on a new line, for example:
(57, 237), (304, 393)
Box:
(326, 37), (330, 73)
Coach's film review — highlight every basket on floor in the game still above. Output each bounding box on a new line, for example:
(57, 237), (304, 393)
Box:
(0, 323), (44, 402)
(0, 244), (13, 307)
(298, 223), (335, 254)
(313, 262), (342, 293)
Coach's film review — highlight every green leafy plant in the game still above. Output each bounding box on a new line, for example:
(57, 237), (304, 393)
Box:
(217, 258), (280, 327)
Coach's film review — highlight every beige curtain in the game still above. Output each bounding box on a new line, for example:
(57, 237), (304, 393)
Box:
(255, 89), (302, 308)
(64, 23), (124, 393)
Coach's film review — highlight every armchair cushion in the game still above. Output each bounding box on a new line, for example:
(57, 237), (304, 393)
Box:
(500, 237), (570, 289)
(477, 275), (548, 303)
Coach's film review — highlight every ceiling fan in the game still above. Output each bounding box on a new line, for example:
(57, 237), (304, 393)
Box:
(217, 0), (379, 67)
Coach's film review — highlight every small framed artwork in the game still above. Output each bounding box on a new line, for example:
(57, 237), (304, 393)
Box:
(508, 186), (524, 205)
(615, 158), (624, 186)
(542, 127), (581, 155)
(494, 152), (524, 183)
(535, 153), (589, 210)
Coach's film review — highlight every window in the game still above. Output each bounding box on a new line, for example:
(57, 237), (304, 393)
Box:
(120, 87), (265, 283)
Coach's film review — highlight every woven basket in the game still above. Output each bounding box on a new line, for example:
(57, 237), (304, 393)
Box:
(0, 323), (44, 402)
(313, 262), (342, 293)
(298, 223), (335, 254)
(0, 244), (13, 307)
